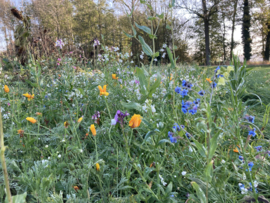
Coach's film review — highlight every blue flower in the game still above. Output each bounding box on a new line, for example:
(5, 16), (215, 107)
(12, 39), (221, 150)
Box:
(175, 86), (181, 94)
(182, 108), (188, 114)
(182, 80), (187, 87)
(198, 90), (205, 96)
(211, 82), (217, 88)
(186, 132), (191, 139)
(255, 146), (262, 152)
(217, 74), (224, 78)
(194, 98), (200, 105)
(246, 162), (254, 171)
(180, 89), (188, 97)
(248, 128), (256, 137)
(180, 125), (185, 129)
(168, 131), (174, 137)
(245, 115), (255, 123)
(189, 105), (198, 115)
(173, 123), (181, 131)
(239, 156), (244, 162)
(267, 151), (270, 157)
(215, 66), (220, 73)
(239, 183), (245, 190)
(248, 182), (258, 193)
(186, 82), (193, 89)
(169, 136), (177, 143)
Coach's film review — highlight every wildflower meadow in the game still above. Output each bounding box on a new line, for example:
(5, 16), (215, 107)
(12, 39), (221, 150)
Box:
(1, 1), (270, 203)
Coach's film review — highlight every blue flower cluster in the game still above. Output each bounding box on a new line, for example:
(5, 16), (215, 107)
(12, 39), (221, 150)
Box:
(182, 99), (200, 114)
(255, 146), (262, 152)
(245, 115), (255, 123)
(246, 162), (254, 171)
(175, 80), (193, 97)
(168, 123), (186, 143)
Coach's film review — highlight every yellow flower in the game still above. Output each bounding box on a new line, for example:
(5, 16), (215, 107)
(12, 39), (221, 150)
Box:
(112, 74), (118, 80)
(4, 85), (9, 93)
(64, 121), (69, 128)
(217, 77), (225, 86)
(129, 114), (142, 128)
(26, 117), (37, 124)
(98, 85), (109, 96)
(96, 163), (100, 171)
(227, 66), (234, 72)
(90, 124), (96, 136)
(206, 78), (212, 84)
(78, 117), (83, 123)
(23, 93), (34, 101)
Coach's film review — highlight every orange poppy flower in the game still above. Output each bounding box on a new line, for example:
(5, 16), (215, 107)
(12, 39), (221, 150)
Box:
(129, 114), (142, 128)
(98, 85), (109, 96)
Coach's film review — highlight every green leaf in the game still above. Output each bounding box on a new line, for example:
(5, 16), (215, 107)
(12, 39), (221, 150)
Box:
(191, 182), (207, 203)
(166, 182), (173, 193)
(121, 101), (142, 112)
(204, 160), (213, 182)
(166, 25), (172, 30)
(5, 192), (27, 203)
(209, 133), (220, 159)
(147, 16), (156, 21)
(140, 0), (146, 3)
(154, 52), (159, 57)
(136, 67), (148, 95)
(135, 22), (152, 35)
(138, 36), (153, 56)
(166, 47), (175, 69)
(156, 13), (164, 19)
(193, 140), (206, 157)
(123, 31), (133, 38)
(148, 74), (161, 98)
(158, 139), (172, 145)
(131, 25), (137, 37)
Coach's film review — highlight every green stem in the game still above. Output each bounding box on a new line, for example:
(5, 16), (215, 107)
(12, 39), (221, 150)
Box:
(0, 105), (12, 203)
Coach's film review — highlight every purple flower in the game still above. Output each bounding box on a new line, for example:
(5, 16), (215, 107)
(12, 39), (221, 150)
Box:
(55, 39), (64, 49)
(113, 110), (129, 126)
(135, 80), (140, 84)
(92, 111), (100, 123)
(185, 132), (191, 139)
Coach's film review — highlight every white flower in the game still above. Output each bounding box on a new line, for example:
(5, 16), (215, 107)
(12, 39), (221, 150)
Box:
(142, 104), (147, 112)
(48, 157), (50, 159)
(80, 149), (83, 153)
(45, 145), (48, 148)
(119, 59), (123, 63)
(254, 180), (258, 187)
(151, 105), (156, 113)
(131, 60), (134, 63)
(61, 139), (65, 142)
(162, 53), (166, 58)
(130, 52), (133, 56)
(163, 44), (167, 48)
(189, 146), (193, 152)
(114, 47), (119, 51)
(221, 160), (225, 164)
(58, 154), (61, 158)
(140, 55), (144, 59)
(160, 48), (165, 52)
(154, 58), (157, 62)
(181, 171), (187, 176)
(111, 119), (116, 125)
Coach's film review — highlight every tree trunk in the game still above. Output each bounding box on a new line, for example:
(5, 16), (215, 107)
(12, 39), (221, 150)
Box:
(202, 0), (210, 65)
(264, 22), (270, 61)
(222, 14), (226, 62)
(230, 0), (238, 60)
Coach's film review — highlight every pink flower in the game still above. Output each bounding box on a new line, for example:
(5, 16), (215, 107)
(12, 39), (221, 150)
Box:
(70, 52), (73, 54)
(57, 58), (61, 61)
(79, 55), (81, 58)
(7, 103), (10, 106)
(57, 63), (60, 66)
(73, 66), (77, 69)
